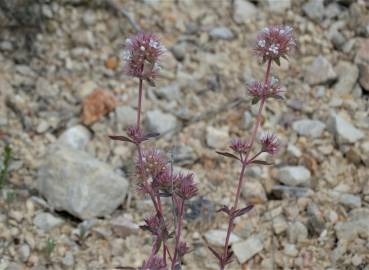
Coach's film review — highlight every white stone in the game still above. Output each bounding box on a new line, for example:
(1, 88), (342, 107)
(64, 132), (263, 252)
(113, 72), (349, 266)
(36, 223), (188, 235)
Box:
(233, 0), (258, 24)
(276, 166), (311, 187)
(116, 106), (137, 129)
(204, 229), (240, 247)
(33, 212), (64, 232)
(292, 119), (326, 138)
(232, 234), (264, 263)
(146, 110), (177, 134)
(57, 125), (91, 150)
(328, 113), (364, 144)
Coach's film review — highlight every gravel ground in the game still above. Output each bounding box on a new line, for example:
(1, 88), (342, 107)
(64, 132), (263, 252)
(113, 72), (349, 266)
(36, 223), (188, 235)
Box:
(0, 0), (369, 269)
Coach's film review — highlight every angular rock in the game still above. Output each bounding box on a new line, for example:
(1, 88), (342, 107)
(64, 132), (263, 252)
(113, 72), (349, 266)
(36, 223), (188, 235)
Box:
(273, 215), (288, 234)
(335, 217), (369, 242)
(206, 126), (229, 149)
(264, 0), (291, 13)
(204, 229), (240, 247)
(33, 212), (64, 232)
(232, 234), (264, 263)
(18, 244), (31, 262)
(242, 180), (267, 204)
(154, 83), (181, 100)
(233, 0), (258, 24)
(328, 113), (364, 144)
(111, 214), (139, 237)
(146, 109), (177, 134)
(333, 61), (359, 96)
(115, 106), (137, 128)
(288, 221), (308, 243)
(209, 27), (234, 40)
(357, 63), (369, 91)
(284, 244), (299, 257)
(276, 166), (311, 187)
(302, 0), (324, 21)
(304, 55), (337, 85)
(37, 145), (129, 219)
(57, 125), (91, 150)
(292, 119), (326, 138)
(339, 193), (362, 209)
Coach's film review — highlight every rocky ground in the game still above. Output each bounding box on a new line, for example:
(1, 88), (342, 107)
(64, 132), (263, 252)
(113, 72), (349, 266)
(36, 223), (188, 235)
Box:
(0, 0), (369, 269)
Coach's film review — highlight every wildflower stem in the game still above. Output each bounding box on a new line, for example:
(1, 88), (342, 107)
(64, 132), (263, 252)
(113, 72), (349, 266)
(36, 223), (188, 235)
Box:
(137, 78), (143, 128)
(220, 58), (272, 269)
(172, 197), (185, 270)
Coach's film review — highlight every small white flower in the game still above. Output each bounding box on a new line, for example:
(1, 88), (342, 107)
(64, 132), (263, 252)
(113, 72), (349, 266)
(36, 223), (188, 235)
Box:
(271, 76), (279, 85)
(258, 39), (266, 48)
(268, 43), (279, 55)
(153, 62), (161, 71)
(126, 38), (132, 45)
(149, 39), (159, 49)
(285, 26), (293, 33)
(140, 46), (146, 51)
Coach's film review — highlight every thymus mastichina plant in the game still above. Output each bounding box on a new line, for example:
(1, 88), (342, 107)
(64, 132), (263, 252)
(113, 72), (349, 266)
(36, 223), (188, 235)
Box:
(209, 26), (296, 270)
(110, 32), (197, 270)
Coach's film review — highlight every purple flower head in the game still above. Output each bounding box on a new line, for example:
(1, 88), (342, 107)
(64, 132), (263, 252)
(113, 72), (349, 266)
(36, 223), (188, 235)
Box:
(140, 255), (167, 270)
(155, 170), (173, 193)
(136, 148), (168, 180)
(260, 133), (279, 155)
(230, 138), (251, 154)
(123, 32), (166, 82)
(247, 77), (285, 101)
(177, 241), (190, 258)
(127, 126), (144, 143)
(175, 173), (198, 200)
(254, 25), (296, 62)
(247, 80), (266, 98)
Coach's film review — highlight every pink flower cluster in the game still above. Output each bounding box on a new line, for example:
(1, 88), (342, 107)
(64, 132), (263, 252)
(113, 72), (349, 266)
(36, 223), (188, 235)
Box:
(123, 32), (166, 83)
(254, 25), (296, 62)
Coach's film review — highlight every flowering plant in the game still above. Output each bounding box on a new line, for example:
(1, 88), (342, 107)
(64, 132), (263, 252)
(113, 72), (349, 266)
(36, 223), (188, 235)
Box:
(110, 32), (197, 270)
(210, 25), (296, 269)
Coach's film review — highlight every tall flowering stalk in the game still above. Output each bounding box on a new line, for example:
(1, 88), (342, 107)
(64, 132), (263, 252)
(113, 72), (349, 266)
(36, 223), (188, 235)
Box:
(209, 26), (296, 269)
(110, 32), (197, 270)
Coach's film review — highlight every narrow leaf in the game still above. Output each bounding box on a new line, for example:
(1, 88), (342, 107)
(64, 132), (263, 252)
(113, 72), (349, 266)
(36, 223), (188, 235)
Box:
(143, 132), (160, 140)
(208, 246), (222, 260)
(234, 204), (254, 218)
(268, 94), (284, 100)
(215, 151), (240, 160)
(274, 57), (281, 66)
(108, 135), (133, 143)
(251, 160), (273, 165)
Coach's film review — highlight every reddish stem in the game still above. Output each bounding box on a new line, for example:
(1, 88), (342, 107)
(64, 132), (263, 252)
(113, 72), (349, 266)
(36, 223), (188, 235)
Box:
(171, 197), (185, 270)
(220, 59), (272, 269)
(137, 78), (143, 128)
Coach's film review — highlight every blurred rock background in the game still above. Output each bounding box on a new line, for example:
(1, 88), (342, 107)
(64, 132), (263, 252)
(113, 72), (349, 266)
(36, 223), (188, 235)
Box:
(0, 0), (368, 269)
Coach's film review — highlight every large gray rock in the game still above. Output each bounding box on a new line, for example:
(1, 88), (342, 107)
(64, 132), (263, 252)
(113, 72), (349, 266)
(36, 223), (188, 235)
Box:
(154, 83), (181, 100)
(232, 234), (264, 263)
(263, 0), (291, 13)
(288, 221), (308, 243)
(146, 109), (177, 134)
(304, 55), (337, 85)
(328, 113), (364, 144)
(37, 145), (129, 219)
(292, 119), (326, 138)
(233, 0), (258, 24)
(333, 61), (359, 96)
(276, 166), (311, 187)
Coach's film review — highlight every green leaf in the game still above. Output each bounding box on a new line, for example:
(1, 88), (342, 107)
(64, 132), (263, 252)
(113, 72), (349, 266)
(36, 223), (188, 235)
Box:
(215, 151), (240, 160)
(274, 57), (281, 66)
(268, 94), (284, 100)
(251, 160), (273, 165)
(251, 96), (260, 105)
